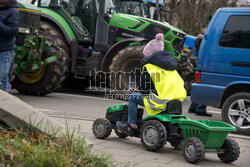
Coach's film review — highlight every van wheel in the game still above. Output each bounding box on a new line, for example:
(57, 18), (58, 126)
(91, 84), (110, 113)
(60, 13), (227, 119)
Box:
(222, 92), (250, 135)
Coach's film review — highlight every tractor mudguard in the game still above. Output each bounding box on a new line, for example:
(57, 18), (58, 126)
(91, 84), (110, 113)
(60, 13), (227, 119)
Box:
(39, 9), (76, 44)
(101, 38), (148, 72)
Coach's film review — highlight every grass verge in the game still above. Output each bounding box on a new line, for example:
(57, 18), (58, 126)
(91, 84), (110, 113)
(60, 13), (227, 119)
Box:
(0, 120), (124, 167)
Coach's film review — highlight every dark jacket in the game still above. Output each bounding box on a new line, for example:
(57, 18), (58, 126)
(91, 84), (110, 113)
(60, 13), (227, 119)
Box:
(138, 51), (177, 95)
(0, 0), (20, 52)
(195, 37), (203, 55)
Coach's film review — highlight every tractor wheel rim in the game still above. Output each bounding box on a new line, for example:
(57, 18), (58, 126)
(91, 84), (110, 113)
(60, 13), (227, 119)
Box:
(185, 143), (195, 158)
(143, 125), (158, 146)
(17, 66), (45, 84)
(228, 99), (250, 129)
(95, 123), (105, 134)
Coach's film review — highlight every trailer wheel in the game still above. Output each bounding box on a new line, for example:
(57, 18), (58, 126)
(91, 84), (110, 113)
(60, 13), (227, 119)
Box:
(140, 120), (167, 152)
(109, 45), (144, 97)
(218, 138), (240, 163)
(182, 137), (205, 163)
(92, 118), (112, 139)
(114, 128), (128, 138)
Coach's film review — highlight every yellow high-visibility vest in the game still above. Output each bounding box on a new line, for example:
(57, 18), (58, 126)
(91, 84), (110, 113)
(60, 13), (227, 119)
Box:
(143, 63), (187, 115)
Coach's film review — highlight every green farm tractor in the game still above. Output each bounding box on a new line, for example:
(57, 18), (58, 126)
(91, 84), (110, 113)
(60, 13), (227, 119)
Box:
(13, 0), (189, 95)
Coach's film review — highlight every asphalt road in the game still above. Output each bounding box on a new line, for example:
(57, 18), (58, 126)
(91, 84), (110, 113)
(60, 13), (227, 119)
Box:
(10, 88), (222, 121)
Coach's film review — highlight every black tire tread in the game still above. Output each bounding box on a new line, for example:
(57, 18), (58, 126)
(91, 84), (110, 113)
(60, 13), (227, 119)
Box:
(182, 137), (205, 163)
(109, 45), (144, 96)
(221, 92), (250, 135)
(218, 137), (240, 163)
(92, 118), (112, 139)
(140, 120), (167, 152)
(11, 47), (64, 95)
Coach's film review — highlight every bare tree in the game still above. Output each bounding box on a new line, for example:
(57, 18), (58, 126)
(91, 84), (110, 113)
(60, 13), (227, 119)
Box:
(164, 0), (238, 35)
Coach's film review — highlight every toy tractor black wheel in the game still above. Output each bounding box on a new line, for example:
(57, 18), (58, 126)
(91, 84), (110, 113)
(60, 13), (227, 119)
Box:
(218, 138), (240, 163)
(92, 118), (112, 139)
(109, 45), (144, 97)
(182, 137), (205, 163)
(114, 128), (128, 138)
(140, 120), (167, 152)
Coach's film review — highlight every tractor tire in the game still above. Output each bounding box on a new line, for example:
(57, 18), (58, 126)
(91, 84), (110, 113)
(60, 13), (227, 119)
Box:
(140, 120), (167, 152)
(182, 137), (205, 163)
(92, 118), (112, 139)
(11, 46), (64, 95)
(177, 52), (196, 96)
(218, 138), (240, 163)
(114, 127), (128, 138)
(221, 92), (250, 135)
(109, 45), (144, 97)
(11, 20), (70, 95)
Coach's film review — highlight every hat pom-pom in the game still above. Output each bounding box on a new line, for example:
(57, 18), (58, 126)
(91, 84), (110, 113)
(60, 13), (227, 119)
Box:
(155, 33), (164, 41)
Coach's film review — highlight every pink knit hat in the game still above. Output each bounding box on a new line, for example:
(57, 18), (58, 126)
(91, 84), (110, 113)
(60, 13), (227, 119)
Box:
(143, 33), (164, 57)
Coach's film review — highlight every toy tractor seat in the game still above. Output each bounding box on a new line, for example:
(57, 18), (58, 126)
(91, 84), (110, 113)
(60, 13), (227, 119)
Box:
(160, 100), (182, 115)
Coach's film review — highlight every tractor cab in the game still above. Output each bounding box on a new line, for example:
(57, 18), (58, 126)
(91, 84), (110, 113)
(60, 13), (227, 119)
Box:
(34, 0), (117, 47)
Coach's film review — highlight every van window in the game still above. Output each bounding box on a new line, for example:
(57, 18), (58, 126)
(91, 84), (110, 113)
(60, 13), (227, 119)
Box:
(219, 15), (250, 49)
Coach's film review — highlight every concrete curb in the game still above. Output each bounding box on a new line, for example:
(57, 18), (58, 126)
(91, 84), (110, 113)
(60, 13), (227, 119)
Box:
(0, 90), (93, 145)
(228, 133), (250, 140)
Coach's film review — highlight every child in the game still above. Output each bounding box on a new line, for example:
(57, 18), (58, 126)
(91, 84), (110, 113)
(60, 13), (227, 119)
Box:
(116, 33), (186, 136)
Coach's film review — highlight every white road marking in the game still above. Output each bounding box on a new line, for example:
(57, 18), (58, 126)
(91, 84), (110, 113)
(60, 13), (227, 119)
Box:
(52, 92), (124, 102)
(207, 110), (221, 114)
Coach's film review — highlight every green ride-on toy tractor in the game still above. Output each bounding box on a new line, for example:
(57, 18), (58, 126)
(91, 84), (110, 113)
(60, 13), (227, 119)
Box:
(92, 101), (240, 164)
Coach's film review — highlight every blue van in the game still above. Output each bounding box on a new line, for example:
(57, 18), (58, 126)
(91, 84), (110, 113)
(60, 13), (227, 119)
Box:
(191, 8), (250, 135)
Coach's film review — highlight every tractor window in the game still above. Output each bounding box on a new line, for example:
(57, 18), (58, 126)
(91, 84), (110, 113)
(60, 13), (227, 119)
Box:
(95, 0), (117, 14)
(40, 0), (52, 7)
(119, 1), (146, 17)
(79, 0), (95, 38)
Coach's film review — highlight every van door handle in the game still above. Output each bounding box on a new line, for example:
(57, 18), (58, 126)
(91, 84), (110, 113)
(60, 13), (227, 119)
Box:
(231, 61), (250, 67)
